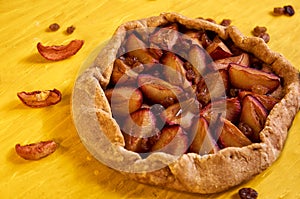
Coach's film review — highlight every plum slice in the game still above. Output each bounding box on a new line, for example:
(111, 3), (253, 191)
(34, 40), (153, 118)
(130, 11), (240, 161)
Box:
(125, 33), (158, 65)
(239, 95), (268, 142)
(213, 53), (250, 70)
(196, 70), (228, 105)
(189, 117), (219, 155)
(111, 58), (142, 85)
(229, 63), (281, 94)
(206, 37), (232, 60)
(149, 23), (179, 51)
(138, 74), (183, 107)
(201, 97), (241, 123)
(105, 87), (143, 117)
(160, 99), (199, 129)
(151, 125), (188, 156)
(188, 45), (209, 76)
(161, 52), (188, 87)
(122, 108), (159, 153)
(218, 118), (252, 148)
(238, 91), (280, 111)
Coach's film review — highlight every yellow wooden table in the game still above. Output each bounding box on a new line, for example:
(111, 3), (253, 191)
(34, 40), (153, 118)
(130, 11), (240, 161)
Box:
(1, 0), (300, 198)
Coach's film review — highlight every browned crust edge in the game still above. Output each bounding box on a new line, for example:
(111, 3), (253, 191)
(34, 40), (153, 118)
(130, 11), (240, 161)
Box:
(72, 12), (300, 194)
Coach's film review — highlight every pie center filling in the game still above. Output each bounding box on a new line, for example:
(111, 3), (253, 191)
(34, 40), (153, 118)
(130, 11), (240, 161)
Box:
(104, 23), (283, 156)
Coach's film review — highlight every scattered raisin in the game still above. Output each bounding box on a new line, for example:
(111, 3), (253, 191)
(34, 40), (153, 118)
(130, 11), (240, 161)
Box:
(238, 187), (258, 199)
(273, 5), (295, 16)
(49, 23), (60, 31)
(284, 5), (295, 16)
(273, 7), (285, 15)
(259, 33), (270, 43)
(252, 26), (270, 43)
(66, 25), (76, 34)
(253, 26), (267, 36)
(220, 19), (232, 26)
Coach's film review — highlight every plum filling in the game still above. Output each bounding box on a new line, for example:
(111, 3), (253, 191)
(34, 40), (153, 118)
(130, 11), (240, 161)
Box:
(104, 22), (283, 156)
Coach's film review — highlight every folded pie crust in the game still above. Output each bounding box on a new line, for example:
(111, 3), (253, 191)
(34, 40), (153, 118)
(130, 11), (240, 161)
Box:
(72, 12), (300, 194)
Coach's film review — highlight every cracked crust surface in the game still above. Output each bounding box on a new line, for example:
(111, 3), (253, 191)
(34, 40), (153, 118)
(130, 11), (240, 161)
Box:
(72, 12), (300, 194)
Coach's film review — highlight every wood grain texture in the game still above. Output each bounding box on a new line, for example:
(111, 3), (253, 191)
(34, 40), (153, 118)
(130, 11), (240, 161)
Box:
(0, 0), (299, 198)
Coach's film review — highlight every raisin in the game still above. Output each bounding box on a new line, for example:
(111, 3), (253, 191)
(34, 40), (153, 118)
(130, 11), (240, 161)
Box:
(66, 25), (76, 34)
(220, 19), (232, 26)
(259, 33), (270, 43)
(186, 69), (196, 82)
(49, 23), (60, 31)
(229, 88), (241, 97)
(238, 187), (258, 199)
(284, 5), (295, 16)
(252, 26), (270, 43)
(253, 26), (267, 36)
(273, 7), (285, 15)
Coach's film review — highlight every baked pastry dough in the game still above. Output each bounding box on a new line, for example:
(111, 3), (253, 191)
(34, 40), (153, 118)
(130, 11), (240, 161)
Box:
(72, 13), (300, 194)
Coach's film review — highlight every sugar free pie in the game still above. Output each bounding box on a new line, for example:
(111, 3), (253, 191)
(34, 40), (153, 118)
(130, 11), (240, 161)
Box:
(72, 13), (300, 194)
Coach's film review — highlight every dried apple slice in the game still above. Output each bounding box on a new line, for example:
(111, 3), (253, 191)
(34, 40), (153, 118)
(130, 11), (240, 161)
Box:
(238, 91), (280, 111)
(37, 40), (84, 61)
(189, 117), (219, 155)
(213, 53), (250, 70)
(161, 52), (189, 87)
(125, 34), (158, 65)
(138, 74), (183, 107)
(17, 89), (62, 108)
(122, 108), (159, 153)
(151, 125), (188, 156)
(201, 97), (241, 123)
(239, 95), (268, 142)
(229, 63), (281, 94)
(15, 140), (57, 160)
(205, 36), (232, 60)
(218, 118), (252, 148)
(105, 87), (143, 117)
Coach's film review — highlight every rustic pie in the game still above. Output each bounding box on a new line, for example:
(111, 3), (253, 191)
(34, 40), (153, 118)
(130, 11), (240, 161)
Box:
(72, 13), (300, 194)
